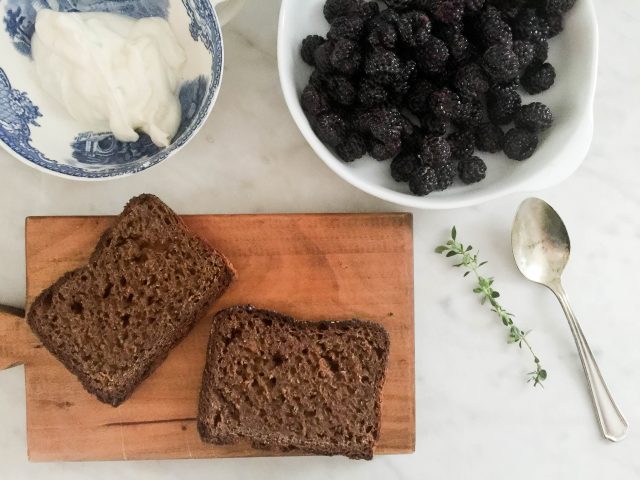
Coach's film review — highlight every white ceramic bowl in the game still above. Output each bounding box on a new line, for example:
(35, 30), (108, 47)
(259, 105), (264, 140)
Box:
(278, 1), (599, 209)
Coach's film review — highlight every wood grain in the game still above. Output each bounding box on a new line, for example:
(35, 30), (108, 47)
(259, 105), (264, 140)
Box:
(13, 213), (414, 461)
(0, 309), (36, 371)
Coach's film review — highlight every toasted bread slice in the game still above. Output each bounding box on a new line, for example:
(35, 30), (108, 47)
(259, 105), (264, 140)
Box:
(27, 194), (235, 406)
(198, 305), (389, 460)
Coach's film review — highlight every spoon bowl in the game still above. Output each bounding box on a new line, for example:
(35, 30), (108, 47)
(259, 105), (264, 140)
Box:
(512, 198), (571, 286)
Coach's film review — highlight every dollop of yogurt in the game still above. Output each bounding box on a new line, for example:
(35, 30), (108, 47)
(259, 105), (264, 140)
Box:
(32, 10), (187, 148)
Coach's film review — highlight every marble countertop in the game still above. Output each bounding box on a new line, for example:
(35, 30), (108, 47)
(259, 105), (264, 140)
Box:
(1, 0), (639, 478)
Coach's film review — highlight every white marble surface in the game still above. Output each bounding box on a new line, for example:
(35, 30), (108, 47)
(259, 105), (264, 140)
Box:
(1, 0), (640, 478)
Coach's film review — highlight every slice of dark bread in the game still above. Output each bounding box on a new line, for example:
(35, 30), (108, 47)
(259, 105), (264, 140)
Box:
(197, 305), (390, 460)
(27, 194), (235, 407)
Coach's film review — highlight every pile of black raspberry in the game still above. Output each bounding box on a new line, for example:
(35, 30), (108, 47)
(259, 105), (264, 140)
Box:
(300, 0), (575, 196)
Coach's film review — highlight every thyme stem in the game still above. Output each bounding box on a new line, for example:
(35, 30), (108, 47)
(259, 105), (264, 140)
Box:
(436, 227), (547, 387)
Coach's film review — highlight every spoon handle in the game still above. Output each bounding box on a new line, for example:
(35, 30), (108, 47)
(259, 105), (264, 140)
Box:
(551, 283), (628, 442)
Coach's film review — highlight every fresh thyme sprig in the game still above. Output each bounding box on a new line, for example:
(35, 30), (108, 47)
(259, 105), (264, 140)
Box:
(436, 227), (547, 387)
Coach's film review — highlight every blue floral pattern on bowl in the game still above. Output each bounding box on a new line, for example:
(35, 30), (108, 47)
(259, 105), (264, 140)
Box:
(0, 0), (223, 179)
(0, 69), (49, 164)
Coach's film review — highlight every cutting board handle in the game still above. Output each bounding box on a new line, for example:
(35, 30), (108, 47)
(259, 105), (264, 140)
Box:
(0, 306), (33, 370)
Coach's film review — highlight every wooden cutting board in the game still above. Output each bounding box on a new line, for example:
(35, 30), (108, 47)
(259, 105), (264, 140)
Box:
(0, 213), (414, 461)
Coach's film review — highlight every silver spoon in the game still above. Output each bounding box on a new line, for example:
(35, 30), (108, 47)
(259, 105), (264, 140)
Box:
(512, 197), (628, 442)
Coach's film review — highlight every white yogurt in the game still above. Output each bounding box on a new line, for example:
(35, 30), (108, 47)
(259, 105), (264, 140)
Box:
(32, 10), (187, 148)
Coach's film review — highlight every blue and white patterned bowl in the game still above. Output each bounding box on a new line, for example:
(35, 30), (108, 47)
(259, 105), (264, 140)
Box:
(0, 0), (223, 180)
